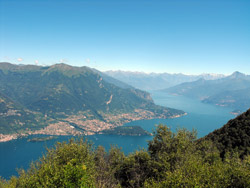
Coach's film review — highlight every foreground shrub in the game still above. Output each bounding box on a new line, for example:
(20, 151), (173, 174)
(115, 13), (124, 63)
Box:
(2, 125), (250, 188)
(7, 138), (96, 188)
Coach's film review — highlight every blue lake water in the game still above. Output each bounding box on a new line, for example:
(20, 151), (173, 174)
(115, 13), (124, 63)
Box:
(0, 92), (235, 179)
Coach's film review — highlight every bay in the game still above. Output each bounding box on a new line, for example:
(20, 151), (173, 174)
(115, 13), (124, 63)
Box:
(0, 91), (234, 179)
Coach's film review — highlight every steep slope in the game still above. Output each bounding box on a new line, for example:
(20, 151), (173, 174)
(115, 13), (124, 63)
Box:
(203, 108), (250, 158)
(0, 63), (184, 137)
(92, 68), (133, 89)
(0, 92), (46, 134)
(163, 71), (250, 110)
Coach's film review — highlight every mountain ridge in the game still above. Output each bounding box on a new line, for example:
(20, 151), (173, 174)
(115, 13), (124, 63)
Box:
(163, 71), (250, 111)
(0, 62), (185, 141)
(105, 70), (225, 91)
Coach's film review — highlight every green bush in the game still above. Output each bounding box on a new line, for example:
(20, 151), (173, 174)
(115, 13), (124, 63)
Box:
(2, 125), (250, 188)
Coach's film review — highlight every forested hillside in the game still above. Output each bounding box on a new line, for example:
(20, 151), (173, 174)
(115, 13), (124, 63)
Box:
(0, 63), (184, 136)
(203, 108), (250, 158)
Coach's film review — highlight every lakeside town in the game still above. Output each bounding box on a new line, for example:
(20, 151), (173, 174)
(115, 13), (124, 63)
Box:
(0, 109), (186, 142)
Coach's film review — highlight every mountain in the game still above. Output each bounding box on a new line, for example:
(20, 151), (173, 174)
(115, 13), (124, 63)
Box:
(203, 108), (250, 158)
(104, 70), (225, 91)
(227, 71), (247, 79)
(0, 63), (184, 139)
(203, 88), (250, 111)
(91, 68), (133, 89)
(0, 92), (46, 134)
(163, 71), (250, 111)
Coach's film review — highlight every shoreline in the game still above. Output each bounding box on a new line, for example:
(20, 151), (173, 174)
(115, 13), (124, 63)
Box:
(0, 110), (187, 143)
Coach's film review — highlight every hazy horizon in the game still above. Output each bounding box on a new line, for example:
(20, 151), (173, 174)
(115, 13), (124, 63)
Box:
(1, 61), (246, 77)
(1, 0), (250, 75)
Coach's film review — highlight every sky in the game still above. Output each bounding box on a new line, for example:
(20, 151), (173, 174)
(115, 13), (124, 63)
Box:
(0, 0), (250, 75)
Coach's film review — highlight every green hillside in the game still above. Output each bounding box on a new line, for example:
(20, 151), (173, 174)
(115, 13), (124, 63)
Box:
(203, 108), (250, 158)
(0, 63), (184, 135)
(0, 92), (47, 134)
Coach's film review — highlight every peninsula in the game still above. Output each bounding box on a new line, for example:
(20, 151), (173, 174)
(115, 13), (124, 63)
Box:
(27, 136), (58, 142)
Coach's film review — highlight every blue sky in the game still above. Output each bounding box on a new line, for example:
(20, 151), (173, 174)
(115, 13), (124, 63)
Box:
(0, 0), (250, 74)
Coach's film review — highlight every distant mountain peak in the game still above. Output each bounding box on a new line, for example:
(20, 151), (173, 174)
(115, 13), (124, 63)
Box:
(44, 63), (93, 77)
(50, 63), (76, 70)
(232, 71), (244, 75)
(229, 71), (246, 79)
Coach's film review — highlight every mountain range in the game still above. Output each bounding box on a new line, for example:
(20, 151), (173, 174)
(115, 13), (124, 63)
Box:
(105, 70), (225, 91)
(0, 63), (184, 139)
(163, 71), (250, 111)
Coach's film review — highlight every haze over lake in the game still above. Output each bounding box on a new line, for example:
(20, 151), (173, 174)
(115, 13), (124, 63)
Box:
(0, 91), (234, 179)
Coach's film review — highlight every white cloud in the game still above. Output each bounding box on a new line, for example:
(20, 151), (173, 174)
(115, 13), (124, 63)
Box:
(35, 60), (39, 64)
(17, 58), (23, 62)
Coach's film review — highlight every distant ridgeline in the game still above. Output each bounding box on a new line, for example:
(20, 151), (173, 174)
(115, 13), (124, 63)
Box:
(0, 63), (184, 137)
(104, 70), (225, 91)
(163, 71), (250, 112)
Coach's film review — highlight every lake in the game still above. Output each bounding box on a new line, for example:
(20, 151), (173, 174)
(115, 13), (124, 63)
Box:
(0, 91), (235, 179)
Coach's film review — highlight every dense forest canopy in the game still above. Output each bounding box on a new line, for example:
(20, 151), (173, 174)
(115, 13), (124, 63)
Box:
(203, 108), (250, 159)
